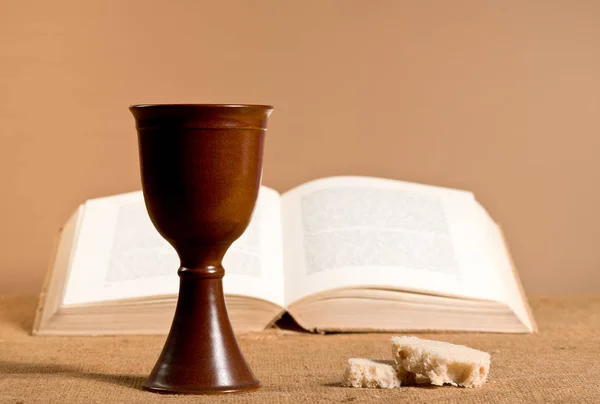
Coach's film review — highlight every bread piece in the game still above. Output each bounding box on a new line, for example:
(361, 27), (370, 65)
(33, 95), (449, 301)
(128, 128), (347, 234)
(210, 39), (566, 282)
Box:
(391, 336), (490, 388)
(344, 358), (401, 389)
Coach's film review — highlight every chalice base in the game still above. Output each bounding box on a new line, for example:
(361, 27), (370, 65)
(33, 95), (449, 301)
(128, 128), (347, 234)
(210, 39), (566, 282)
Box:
(142, 275), (260, 394)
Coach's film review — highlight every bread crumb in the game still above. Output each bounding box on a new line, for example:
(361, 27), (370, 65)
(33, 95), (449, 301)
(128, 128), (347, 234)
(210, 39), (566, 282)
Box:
(391, 336), (490, 388)
(344, 358), (402, 389)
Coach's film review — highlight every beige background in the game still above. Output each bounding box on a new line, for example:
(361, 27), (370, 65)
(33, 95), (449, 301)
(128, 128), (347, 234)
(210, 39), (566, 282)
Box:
(1, 0), (599, 296)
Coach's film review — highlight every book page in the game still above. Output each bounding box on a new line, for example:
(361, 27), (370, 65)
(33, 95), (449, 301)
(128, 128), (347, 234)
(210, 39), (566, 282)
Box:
(62, 187), (284, 307)
(281, 176), (505, 305)
(477, 205), (535, 331)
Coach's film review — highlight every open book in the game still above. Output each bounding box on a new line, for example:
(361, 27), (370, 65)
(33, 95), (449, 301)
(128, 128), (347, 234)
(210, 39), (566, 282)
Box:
(34, 176), (536, 335)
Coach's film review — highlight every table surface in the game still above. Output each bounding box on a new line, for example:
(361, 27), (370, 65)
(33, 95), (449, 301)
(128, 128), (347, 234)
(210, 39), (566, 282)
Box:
(1, 296), (599, 404)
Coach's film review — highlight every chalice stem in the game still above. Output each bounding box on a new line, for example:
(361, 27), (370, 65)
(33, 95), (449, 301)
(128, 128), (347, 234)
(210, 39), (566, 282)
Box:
(143, 269), (260, 394)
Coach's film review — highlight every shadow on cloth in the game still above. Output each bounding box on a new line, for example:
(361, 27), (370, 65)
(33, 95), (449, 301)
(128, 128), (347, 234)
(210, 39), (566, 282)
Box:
(0, 360), (145, 389)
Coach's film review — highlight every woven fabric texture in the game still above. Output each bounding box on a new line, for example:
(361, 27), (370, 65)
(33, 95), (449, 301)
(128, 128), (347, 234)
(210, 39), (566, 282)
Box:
(1, 296), (599, 403)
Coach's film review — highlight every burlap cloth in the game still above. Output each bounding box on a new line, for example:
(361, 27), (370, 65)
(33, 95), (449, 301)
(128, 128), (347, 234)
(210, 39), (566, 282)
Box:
(1, 296), (599, 403)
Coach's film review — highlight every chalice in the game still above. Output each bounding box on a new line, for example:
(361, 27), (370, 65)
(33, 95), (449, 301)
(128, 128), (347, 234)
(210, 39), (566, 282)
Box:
(130, 104), (273, 394)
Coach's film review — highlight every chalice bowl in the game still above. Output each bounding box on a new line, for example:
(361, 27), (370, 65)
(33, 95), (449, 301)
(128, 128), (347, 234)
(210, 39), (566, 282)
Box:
(130, 104), (273, 394)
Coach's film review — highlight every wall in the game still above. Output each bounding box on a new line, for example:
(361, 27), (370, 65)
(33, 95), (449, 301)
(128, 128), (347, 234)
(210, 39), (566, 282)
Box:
(1, 0), (599, 295)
